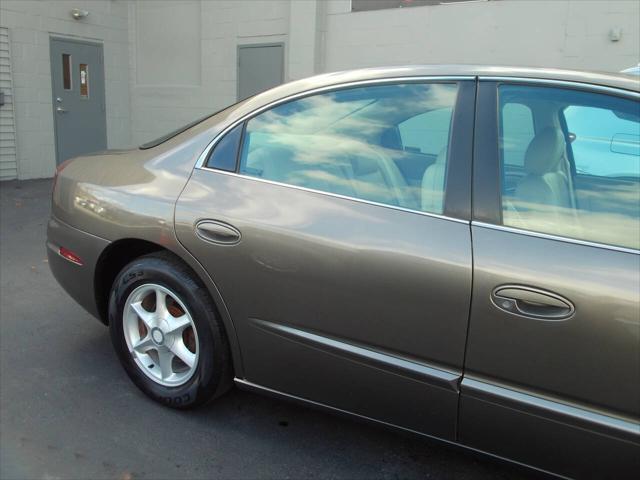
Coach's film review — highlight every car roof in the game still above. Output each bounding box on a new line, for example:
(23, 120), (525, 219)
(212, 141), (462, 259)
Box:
(302, 65), (640, 91)
(621, 64), (640, 75)
(222, 64), (638, 124)
(248, 65), (639, 105)
(167, 64), (639, 152)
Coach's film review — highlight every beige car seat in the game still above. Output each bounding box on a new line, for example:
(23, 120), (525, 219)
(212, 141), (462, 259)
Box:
(515, 127), (572, 210)
(421, 147), (447, 214)
(505, 127), (584, 236)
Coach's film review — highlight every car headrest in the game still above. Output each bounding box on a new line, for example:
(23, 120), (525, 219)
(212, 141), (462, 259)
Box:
(524, 127), (565, 175)
(351, 151), (381, 176)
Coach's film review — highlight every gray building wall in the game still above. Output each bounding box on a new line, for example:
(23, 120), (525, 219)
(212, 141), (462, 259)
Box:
(0, 0), (638, 179)
(128, 0), (292, 144)
(130, 0), (640, 145)
(0, 27), (18, 180)
(0, 0), (131, 179)
(323, 0), (640, 71)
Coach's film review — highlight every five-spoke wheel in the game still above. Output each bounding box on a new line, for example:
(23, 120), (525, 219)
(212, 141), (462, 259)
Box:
(109, 252), (232, 408)
(124, 284), (199, 386)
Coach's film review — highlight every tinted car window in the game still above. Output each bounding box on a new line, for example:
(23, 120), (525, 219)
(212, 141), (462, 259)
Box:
(501, 103), (534, 167)
(206, 123), (243, 171)
(238, 83), (458, 214)
(397, 107), (452, 156)
(564, 105), (640, 177)
(499, 84), (640, 250)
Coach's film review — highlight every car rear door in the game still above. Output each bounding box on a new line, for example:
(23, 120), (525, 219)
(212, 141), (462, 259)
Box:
(459, 80), (640, 478)
(175, 79), (476, 440)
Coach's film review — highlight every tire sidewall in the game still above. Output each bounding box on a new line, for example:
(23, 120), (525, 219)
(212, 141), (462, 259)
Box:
(109, 256), (224, 408)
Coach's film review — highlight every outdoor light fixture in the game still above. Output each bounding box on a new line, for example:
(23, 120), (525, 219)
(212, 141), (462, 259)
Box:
(70, 8), (89, 20)
(609, 27), (622, 42)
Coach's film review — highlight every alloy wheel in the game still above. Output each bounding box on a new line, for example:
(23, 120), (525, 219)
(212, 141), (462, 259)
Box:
(123, 283), (199, 387)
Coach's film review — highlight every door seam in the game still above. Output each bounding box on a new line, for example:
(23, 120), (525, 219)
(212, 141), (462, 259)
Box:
(455, 76), (479, 442)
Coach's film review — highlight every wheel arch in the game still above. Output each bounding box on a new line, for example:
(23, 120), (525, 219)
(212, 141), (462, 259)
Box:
(94, 238), (244, 378)
(94, 238), (163, 325)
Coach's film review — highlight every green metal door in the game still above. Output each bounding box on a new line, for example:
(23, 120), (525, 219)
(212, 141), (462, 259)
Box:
(237, 44), (284, 101)
(50, 38), (107, 164)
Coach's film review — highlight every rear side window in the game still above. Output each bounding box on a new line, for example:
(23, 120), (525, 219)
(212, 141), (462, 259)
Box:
(498, 84), (640, 250)
(206, 123), (243, 171)
(237, 82), (459, 215)
(397, 108), (452, 156)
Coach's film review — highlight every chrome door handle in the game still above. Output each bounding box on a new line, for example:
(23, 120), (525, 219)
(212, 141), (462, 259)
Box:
(195, 220), (241, 245)
(56, 106), (67, 113)
(491, 285), (574, 320)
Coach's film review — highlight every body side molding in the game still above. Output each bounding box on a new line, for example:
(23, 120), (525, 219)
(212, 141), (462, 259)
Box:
(461, 376), (640, 442)
(249, 317), (460, 392)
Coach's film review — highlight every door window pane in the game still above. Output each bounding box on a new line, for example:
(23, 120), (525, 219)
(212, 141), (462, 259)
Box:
(501, 103), (534, 167)
(398, 107), (452, 156)
(564, 105), (640, 176)
(238, 83), (458, 214)
(79, 63), (89, 98)
(499, 85), (640, 250)
(62, 54), (72, 90)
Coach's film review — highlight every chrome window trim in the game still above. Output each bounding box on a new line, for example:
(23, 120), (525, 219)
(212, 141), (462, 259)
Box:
(199, 166), (468, 224)
(194, 75), (473, 170)
(194, 75), (472, 224)
(480, 76), (640, 98)
(462, 377), (640, 439)
(473, 221), (639, 255)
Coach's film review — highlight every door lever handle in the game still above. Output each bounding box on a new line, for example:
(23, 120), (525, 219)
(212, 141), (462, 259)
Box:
(56, 106), (67, 113)
(491, 285), (574, 320)
(195, 220), (241, 245)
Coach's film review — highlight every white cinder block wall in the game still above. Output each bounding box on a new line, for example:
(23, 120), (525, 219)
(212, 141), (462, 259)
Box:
(323, 0), (640, 71)
(0, 0), (131, 179)
(129, 0), (640, 145)
(128, 0), (292, 144)
(1, 0), (638, 178)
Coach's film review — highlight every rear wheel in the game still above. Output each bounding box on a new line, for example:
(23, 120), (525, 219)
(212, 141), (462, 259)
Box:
(108, 252), (232, 408)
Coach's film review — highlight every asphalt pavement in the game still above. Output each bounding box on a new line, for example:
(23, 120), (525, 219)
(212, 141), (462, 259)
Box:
(0, 179), (538, 480)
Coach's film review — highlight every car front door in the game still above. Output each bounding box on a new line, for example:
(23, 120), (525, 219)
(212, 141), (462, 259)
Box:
(460, 80), (640, 478)
(175, 79), (476, 440)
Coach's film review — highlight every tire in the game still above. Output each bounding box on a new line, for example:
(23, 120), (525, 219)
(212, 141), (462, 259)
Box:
(108, 251), (232, 408)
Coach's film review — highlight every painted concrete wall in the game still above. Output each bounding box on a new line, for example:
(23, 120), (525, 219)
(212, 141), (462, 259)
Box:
(0, 0), (130, 179)
(0, 27), (19, 180)
(129, 0), (640, 145)
(1, 0), (638, 178)
(129, 0), (292, 144)
(324, 0), (640, 72)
